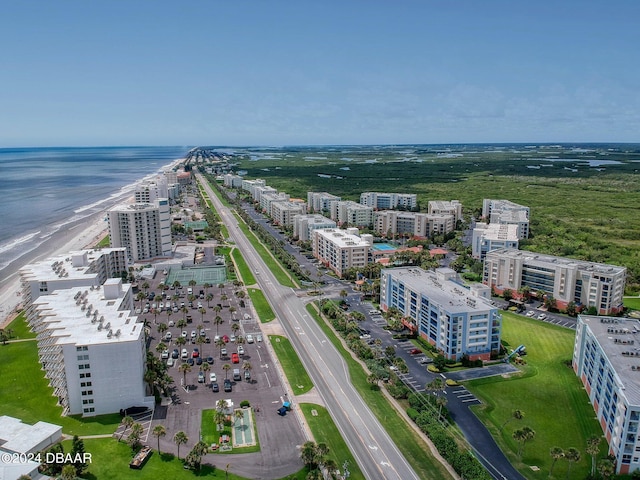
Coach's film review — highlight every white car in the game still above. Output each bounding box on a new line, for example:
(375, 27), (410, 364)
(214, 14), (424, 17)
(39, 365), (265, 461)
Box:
(526, 311), (535, 317)
(537, 313), (547, 320)
(168, 320), (175, 327)
(256, 334), (263, 342)
(210, 372), (217, 383)
(191, 330), (197, 338)
(165, 332), (172, 341)
(229, 334), (236, 343)
(161, 350), (169, 359)
(181, 348), (188, 359)
(246, 334), (254, 344)
(237, 346), (244, 355)
(182, 331), (187, 338)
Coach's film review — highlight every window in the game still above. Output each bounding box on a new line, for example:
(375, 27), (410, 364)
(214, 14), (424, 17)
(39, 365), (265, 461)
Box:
(83, 407), (95, 413)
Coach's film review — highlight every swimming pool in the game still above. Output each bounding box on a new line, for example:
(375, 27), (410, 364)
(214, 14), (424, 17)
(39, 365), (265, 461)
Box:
(372, 243), (397, 251)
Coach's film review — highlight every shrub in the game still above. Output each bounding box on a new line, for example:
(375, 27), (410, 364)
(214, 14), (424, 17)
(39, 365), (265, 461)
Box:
(407, 408), (420, 421)
(240, 400), (250, 408)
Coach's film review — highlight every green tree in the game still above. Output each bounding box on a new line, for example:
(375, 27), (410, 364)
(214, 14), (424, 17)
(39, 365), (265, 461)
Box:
(179, 362), (192, 386)
(502, 409), (524, 429)
(564, 447), (581, 479)
(549, 447), (564, 478)
(223, 363), (231, 379)
(119, 415), (134, 441)
(173, 431), (188, 459)
(586, 435), (601, 477)
(127, 422), (144, 450)
(71, 435), (87, 475)
(301, 441), (317, 469)
(153, 424), (167, 454)
(60, 463), (77, 480)
(597, 458), (615, 479)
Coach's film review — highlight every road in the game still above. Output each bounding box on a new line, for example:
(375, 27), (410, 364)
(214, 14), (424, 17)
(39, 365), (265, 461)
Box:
(198, 174), (421, 480)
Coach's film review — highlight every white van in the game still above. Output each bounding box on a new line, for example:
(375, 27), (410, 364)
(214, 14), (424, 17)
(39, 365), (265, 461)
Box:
(187, 287), (193, 295)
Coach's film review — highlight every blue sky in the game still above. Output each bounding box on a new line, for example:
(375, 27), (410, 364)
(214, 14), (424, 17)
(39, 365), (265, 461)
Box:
(1, 1), (639, 146)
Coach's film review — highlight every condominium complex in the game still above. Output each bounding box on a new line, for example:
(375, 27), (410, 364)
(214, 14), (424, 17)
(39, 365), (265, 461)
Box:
(293, 214), (337, 241)
(27, 278), (154, 416)
(223, 173), (244, 188)
(108, 199), (172, 262)
(381, 267), (501, 361)
(484, 248), (626, 314)
(241, 178), (267, 197)
(312, 228), (372, 277)
(471, 223), (520, 260)
(330, 200), (374, 227)
(270, 200), (306, 227)
(482, 199), (530, 239)
(19, 248), (129, 304)
(573, 315), (640, 474)
(307, 192), (341, 213)
(374, 211), (456, 238)
(360, 192), (417, 210)
(428, 200), (463, 223)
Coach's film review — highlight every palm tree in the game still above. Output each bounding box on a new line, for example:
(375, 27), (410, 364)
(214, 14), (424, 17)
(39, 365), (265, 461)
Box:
(301, 441), (317, 469)
(142, 281), (150, 293)
(597, 458), (615, 479)
(157, 322), (168, 337)
(214, 315), (223, 335)
(549, 447), (564, 478)
(179, 362), (191, 386)
(201, 362), (210, 378)
(173, 431), (188, 459)
(206, 292), (213, 307)
(513, 429), (529, 458)
(177, 318), (187, 330)
(564, 448), (581, 479)
(231, 323), (240, 336)
(127, 422), (144, 449)
(315, 442), (329, 468)
(586, 435), (601, 477)
(152, 424), (166, 454)
(119, 415), (134, 441)
(435, 395), (448, 421)
(203, 282), (211, 295)
(234, 409), (244, 428)
(229, 306), (236, 315)
(222, 363), (231, 380)
(156, 342), (168, 355)
(502, 409), (524, 429)
(520, 426), (535, 458)
(181, 306), (188, 321)
(176, 336), (186, 348)
(199, 307), (206, 323)
(216, 337), (226, 358)
(324, 458), (339, 478)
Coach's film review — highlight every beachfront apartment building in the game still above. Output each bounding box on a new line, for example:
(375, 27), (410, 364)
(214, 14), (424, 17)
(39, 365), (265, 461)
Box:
(270, 200), (306, 227)
(307, 192), (341, 213)
(330, 200), (374, 227)
(484, 248), (626, 314)
(108, 199), (172, 262)
(223, 173), (244, 188)
(374, 211), (456, 238)
(360, 192), (417, 210)
(253, 185), (278, 203)
(381, 267), (501, 361)
(471, 223), (520, 260)
(293, 214), (337, 241)
(482, 199), (530, 239)
(312, 228), (372, 277)
(28, 278), (154, 417)
(428, 200), (463, 223)
(573, 315), (640, 474)
(19, 248), (128, 307)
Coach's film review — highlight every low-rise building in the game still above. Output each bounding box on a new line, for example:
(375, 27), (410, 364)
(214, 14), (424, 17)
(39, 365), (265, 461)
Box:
(360, 192), (417, 210)
(312, 228), (371, 277)
(292, 214), (337, 241)
(381, 267), (501, 361)
(471, 223), (520, 260)
(484, 248), (626, 314)
(573, 315), (640, 474)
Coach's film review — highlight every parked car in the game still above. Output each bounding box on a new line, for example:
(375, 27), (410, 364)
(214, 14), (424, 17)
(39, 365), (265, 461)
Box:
(410, 348), (422, 355)
(212, 382), (219, 392)
(187, 358), (194, 366)
(210, 372), (217, 383)
(171, 349), (179, 359)
(237, 346), (245, 355)
(232, 353), (240, 364)
(192, 348), (199, 358)
(165, 332), (172, 341)
(167, 358), (174, 367)
(221, 347), (227, 357)
(181, 349), (188, 359)
(246, 334), (254, 344)
(206, 356), (214, 364)
(197, 372), (204, 383)
(161, 350), (169, 359)
(196, 357), (202, 365)
(538, 313), (547, 320)
(526, 311), (535, 317)
(224, 379), (232, 392)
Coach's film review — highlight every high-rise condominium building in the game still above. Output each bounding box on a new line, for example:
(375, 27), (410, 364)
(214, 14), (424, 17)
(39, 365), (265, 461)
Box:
(360, 192), (417, 210)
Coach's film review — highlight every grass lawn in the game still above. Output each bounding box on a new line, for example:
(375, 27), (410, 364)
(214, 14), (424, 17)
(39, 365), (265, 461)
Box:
(299, 403), (364, 480)
(230, 247), (255, 286)
(201, 409), (261, 455)
(96, 234), (110, 248)
(305, 304), (456, 480)
(247, 288), (276, 323)
(0, 340), (121, 435)
(235, 219), (297, 288)
(6, 312), (36, 339)
(467, 312), (603, 480)
(268, 335), (313, 395)
(624, 296), (640, 310)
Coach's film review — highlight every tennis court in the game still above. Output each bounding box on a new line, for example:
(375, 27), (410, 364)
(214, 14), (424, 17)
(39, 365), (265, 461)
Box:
(165, 265), (227, 286)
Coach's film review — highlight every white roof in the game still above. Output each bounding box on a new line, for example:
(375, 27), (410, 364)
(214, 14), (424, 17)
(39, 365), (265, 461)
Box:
(0, 416), (62, 454)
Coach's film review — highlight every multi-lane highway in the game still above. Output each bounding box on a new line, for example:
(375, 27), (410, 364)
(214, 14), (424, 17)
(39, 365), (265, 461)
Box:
(198, 174), (422, 480)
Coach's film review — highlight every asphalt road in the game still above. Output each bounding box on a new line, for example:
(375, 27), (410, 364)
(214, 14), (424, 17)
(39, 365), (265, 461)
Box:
(199, 175), (421, 480)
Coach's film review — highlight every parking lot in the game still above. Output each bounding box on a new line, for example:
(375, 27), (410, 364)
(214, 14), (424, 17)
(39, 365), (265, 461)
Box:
(139, 271), (305, 477)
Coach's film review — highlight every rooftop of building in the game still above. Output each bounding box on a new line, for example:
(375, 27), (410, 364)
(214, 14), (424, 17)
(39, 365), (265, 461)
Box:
(474, 223), (520, 240)
(32, 280), (142, 346)
(487, 248), (626, 274)
(384, 267), (494, 313)
(0, 416), (62, 455)
(19, 248), (126, 283)
(315, 228), (371, 248)
(580, 315), (640, 405)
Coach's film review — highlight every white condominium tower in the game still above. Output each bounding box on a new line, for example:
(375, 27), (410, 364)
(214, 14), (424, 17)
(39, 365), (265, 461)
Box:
(108, 199), (172, 262)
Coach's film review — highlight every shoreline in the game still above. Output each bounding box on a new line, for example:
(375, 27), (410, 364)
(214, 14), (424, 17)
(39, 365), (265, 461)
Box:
(0, 156), (185, 328)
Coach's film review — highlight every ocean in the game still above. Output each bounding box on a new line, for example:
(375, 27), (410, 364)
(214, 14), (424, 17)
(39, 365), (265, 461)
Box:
(0, 146), (190, 274)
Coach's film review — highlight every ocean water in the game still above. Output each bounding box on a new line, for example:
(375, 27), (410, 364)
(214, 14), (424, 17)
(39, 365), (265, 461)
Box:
(0, 146), (190, 273)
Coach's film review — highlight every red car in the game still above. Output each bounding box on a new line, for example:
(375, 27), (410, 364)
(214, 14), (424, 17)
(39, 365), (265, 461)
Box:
(231, 353), (240, 364)
(192, 348), (200, 358)
(410, 348), (422, 355)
